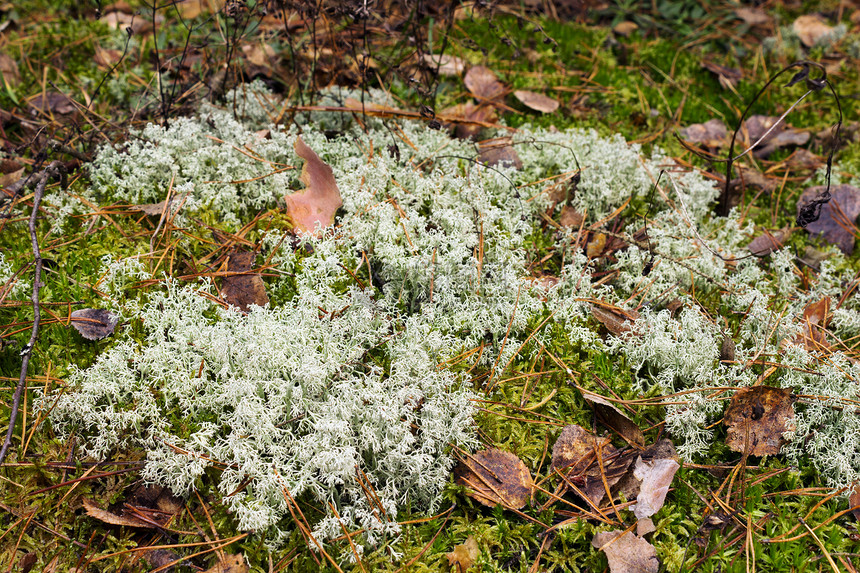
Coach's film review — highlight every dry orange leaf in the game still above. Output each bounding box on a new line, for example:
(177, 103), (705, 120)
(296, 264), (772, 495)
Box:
(454, 448), (532, 509)
(513, 90), (559, 114)
(285, 136), (342, 235)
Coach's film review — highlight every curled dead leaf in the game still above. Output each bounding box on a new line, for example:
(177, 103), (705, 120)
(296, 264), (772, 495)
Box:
(513, 90), (559, 114)
(551, 424), (634, 505)
(724, 386), (796, 456)
(70, 309), (118, 341)
(454, 448), (532, 509)
(285, 136), (343, 235)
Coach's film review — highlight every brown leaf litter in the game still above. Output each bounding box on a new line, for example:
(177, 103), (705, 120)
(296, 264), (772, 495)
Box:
(219, 250), (269, 312)
(723, 386), (796, 456)
(454, 448), (533, 509)
(70, 309), (118, 340)
(797, 184), (860, 255)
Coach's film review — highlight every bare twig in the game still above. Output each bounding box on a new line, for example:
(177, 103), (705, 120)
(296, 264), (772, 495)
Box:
(0, 161), (63, 466)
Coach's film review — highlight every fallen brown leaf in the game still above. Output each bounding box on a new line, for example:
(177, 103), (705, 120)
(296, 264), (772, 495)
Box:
(29, 92), (77, 116)
(130, 192), (188, 218)
(70, 309), (118, 341)
(747, 228), (791, 257)
(464, 65), (506, 104)
(551, 424), (612, 476)
(454, 448), (532, 509)
(285, 136), (343, 235)
(439, 101), (497, 140)
(581, 390), (645, 448)
(513, 90), (559, 113)
(477, 137), (522, 169)
(592, 530), (659, 573)
(0, 159), (25, 188)
(559, 205), (585, 228)
(679, 118), (728, 148)
(797, 184), (860, 255)
(551, 424), (635, 505)
(220, 250), (269, 313)
(446, 536), (479, 573)
(723, 386), (796, 456)
(592, 304), (640, 336)
(793, 14), (834, 47)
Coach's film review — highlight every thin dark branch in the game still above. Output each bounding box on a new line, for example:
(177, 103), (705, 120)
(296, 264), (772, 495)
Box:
(0, 161), (63, 466)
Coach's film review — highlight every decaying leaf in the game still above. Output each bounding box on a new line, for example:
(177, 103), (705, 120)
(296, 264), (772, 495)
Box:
(29, 92), (77, 116)
(719, 336), (736, 362)
(285, 136), (343, 235)
(631, 456), (679, 519)
(220, 250), (269, 312)
(446, 536), (479, 573)
(513, 90), (559, 114)
(464, 65), (506, 104)
(592, 530), (659, 573)
(723, 386), (796, 456)
(0, 159), (25, 188)
(793, 14), (834, 47)
(742, 114), (809, 158)
(797, 184), (860, 255)
(794, 297), (831, 351)
(439, 101), (498, 140)
(422, 53), (467, 76)
(581, 390), (645, 447)
(477, 137), (522, 169)
(732, 165), (777, 194)
(592, 304), (640, 336)
(747, 228), (791, 257)
(551, 424), (635, 505)
(551, 424), (612, 475)
(679, 118), (728, 148)
(202, 554), (249, 573)
(140, 549), (180, 572)
(70, 309), (118, 341)
(82, 497), (155, 529)
(585, 232), (608, 258)
(454, 448), (533, 509)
